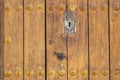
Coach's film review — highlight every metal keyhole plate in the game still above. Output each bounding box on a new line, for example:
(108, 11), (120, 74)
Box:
(63, 10), (76, 34)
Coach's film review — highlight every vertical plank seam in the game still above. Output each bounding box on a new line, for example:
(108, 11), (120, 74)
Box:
(66, 35), (68, 80)
(65, 0), (68, 80)
(3, 1), (4, 80)
(23, 0), (25, 79)
(0, 1), (4, 80)
(66, 1), (68, 80)
(87, 0), (90, 79)
(108, 0), (111, 80)
(2, 0), (4, 80)
(45, 0), (47, 79)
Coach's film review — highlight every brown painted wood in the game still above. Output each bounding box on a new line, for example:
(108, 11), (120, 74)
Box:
(24, 0), (45, 80)
(4, 0), (23, 80)
(89, 0), (109, 80)
(110, 0), (120, 80)
(0, 0), (4, 80)
(46, 0), (67, 80)
(67, 0), (88, 80)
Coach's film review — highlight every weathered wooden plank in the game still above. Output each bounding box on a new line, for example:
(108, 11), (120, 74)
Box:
(110, 0), (120, 80)
(67, 0), (88, 80)
(0, 0), (4, 80)
(24, 0), (45, 80)
(46, 0), (67, 80)
(89, 0), (109, 80)
(4, 0), (23, 80)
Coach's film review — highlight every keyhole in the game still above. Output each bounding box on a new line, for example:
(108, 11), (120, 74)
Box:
(68, 22), (71, 27)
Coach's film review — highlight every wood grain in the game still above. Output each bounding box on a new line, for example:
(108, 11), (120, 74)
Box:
(110, 0), (120, 80)
(4, 0), (23, 80)
(24, 0), (45, 80)
(0, 0), (4, 80)
(89, 0), (109, 80)
(67, 0), (88, 80)
(2, 0), (120, 80)
(46, 0), (67, 80)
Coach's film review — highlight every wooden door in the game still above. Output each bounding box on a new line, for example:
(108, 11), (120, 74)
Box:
(0, 0), (120, 80)
(46, 0), (67, 80)
(24, 0), (45, 80)
(0, 0), (4, 79)
(67, 0), (88, 80)
(4, 0), (23, 80)
(89, 0), (109, 80)
(110, 0), (120, 80)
